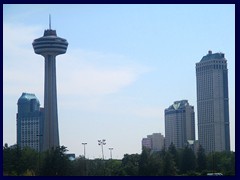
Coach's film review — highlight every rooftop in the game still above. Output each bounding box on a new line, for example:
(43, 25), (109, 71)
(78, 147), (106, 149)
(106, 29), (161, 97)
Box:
(200, 50), (225, 62)
(166, 100), (189, 111)
(17, 92), (40, 105)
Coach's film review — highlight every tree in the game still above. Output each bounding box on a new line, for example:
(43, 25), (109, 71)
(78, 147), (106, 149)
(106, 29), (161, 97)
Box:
(138, 147), (151, 175)
(21, 147), (38, 175)
(104, 159), (122, 176)
(206, 151), (235, 176)
(71, 156), (86, 176)
(41, 146), (71, 176)
(168, 143), (179, 170)
(121, 153), (140, 176)
(162, 152), (177, 176)
(87, 158), (106, 176)
(147, 152), (162, 176)
(180, 146), (196, 174)
(196, 145), (207, 172)
(3, 144), (24, 175)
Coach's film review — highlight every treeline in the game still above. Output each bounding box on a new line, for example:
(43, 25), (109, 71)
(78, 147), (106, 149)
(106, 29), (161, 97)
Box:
(3, 143), (235, 176)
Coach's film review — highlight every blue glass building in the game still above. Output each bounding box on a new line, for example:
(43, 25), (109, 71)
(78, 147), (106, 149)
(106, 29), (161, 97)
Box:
(17, 93), (44, 152)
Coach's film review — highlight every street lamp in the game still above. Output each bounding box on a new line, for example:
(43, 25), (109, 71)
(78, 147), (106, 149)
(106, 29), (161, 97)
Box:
(109, 148), (113, 159)
(98, 139), (106, 160)
(36, 134), (43, 175)
(82, 142), (87, 159)
(82, 142), (87, 176)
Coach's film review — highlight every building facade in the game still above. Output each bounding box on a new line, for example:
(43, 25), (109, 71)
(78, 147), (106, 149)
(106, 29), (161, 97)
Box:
(142, 133), (165, 151)
(17, 93), (44, 152)
(142, 137), (152, 150)
(196, 51), (230, 153)
(165, 100), (195, 149)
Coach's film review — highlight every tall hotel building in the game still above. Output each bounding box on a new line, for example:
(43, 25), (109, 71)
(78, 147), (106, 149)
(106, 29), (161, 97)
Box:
(196, 51), (230, 153)
(17, 93), (44, 151)
(165, 100), (195, 149)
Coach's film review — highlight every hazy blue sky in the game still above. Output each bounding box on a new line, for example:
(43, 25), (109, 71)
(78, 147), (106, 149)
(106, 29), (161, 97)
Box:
(3, 4), (235, 159)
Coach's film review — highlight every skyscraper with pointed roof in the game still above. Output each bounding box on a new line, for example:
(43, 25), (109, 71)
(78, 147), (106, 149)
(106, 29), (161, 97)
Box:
(165, 100), (195, 149)
(196, 51), (230, 153)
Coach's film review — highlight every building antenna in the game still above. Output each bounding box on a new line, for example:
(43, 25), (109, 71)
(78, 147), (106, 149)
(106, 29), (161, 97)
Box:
(49, 14), (51, 29)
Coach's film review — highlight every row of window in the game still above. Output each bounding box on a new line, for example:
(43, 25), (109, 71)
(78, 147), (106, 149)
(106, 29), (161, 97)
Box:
(196, 64), (227, 72)
(196, 59), (226, 66)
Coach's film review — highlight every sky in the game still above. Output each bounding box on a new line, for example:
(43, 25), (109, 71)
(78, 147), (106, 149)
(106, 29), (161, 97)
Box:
(3, 4), (235, 159)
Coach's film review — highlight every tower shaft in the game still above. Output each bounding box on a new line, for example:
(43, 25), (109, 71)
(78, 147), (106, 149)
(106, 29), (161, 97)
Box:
(43, 55), (59, 151)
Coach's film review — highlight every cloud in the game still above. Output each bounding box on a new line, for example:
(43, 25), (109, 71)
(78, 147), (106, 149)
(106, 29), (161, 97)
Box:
(57, 50), (147, 96)
(59, 67), (137, 95)
(3, 23), (44, 96)
(3, 23), (151, 98)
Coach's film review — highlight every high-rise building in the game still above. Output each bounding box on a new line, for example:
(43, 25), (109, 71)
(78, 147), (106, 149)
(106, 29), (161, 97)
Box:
(196, 50), (230, 153)
(165, 100), (195, 149)
(17, 93), (44, 152)
(142, 133), (165, 151)
(32, 18), (68, 151)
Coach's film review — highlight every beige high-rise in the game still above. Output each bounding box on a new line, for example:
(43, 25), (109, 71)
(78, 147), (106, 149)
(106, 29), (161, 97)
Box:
(196, 51), (230, 153)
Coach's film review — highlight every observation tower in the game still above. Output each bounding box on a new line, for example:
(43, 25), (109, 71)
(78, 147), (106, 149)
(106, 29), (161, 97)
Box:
(32, 16), (68, 151)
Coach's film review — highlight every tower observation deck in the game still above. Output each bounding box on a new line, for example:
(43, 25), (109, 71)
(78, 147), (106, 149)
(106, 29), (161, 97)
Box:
(32, 18), (68, 151)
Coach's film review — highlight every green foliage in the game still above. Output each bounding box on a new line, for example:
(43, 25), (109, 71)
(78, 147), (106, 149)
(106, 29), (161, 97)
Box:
(87, 158), (105, 176)
(162, 151), (177, 176)
(180, 146), (196, 174)
(3, 143), (235, 176)
(206, 151), (235, 176)
(168, 143), (179, 171)
(71, 156), (87, 175)
(41, 146), (71, 176)
(23, 169), (35, 176)
(197, 145), (207, 172)
(3, 144), (39, 176)
(139, 147), (151, 175)
(104, 159), (122, 176)
(121, 153), (140, 176)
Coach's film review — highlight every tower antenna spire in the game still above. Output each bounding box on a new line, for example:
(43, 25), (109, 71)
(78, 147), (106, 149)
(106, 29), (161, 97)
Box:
(49, 14), (51, 29)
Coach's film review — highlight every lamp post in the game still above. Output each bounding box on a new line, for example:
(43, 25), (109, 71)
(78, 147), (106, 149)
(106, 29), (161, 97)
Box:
(82, 143), (87, 159)
(212, 151), (215, 173)
(98, 139), (106, 175)
(109, 147), (113, 175)
(36, 134), (43, 175)
(98, 139), (106, 160)
(109, 148), (113, 159)
(82, 142), (87, 176)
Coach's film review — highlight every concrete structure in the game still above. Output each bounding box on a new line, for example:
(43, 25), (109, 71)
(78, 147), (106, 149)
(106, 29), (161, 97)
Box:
(142, 137), (152, 150)
(32, 19), (68, 151)
(17, 93), (44, 151)
(142, 133), (165, 151)
(196, 51), (230, 153)
(165, 100), (195, 149)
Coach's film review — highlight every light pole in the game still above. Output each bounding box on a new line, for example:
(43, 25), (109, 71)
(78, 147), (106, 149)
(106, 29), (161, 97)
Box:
(109, 147), (114, 176)
(109, 148), (113, 159)
(82, 143), (87, 159)
(98, 139), (106, 160)
(82, 142), (87, 176)
(98, 139), (106, 175)
(36, 134), (43, 175)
